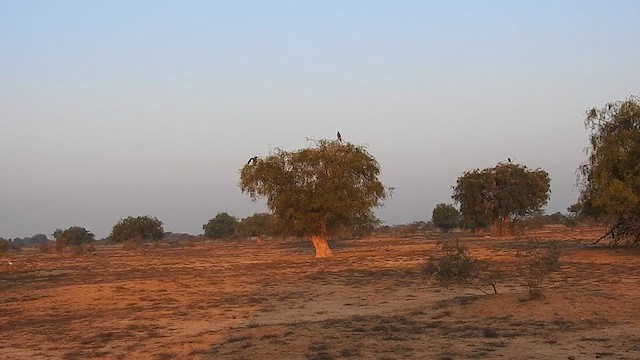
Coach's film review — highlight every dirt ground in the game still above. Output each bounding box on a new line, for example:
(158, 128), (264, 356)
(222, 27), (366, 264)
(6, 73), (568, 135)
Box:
(1, 226), (639, 360)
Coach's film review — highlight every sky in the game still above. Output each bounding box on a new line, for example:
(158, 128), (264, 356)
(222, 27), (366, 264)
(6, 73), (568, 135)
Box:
(1, 1), (639, 239)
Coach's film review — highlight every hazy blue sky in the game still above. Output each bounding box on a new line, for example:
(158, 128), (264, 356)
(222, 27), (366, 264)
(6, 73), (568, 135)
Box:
(1, 1), (639, 239)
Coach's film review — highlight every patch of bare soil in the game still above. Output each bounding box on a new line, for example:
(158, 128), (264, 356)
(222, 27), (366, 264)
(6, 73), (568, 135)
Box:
(1, 226), (639, 359)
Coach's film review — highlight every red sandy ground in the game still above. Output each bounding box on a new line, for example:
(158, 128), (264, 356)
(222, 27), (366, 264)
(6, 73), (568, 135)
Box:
(1, 226), (639, 359)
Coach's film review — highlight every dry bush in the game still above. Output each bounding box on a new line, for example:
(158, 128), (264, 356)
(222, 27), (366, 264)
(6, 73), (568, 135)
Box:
(183, 238), (198, 248)
(37, 241), (55, 254)
(121, 237), (145, 251)
(70, 243), (96, 256)
(516, 241), (562, 298)
(423, 240), (498, 294)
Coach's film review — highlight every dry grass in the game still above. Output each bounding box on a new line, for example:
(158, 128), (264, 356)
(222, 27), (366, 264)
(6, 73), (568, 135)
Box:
(1, 226), (639, 359)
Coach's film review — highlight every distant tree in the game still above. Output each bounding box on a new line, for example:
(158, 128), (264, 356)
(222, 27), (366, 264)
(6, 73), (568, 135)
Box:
(31, 234), (50, 244)
(545, 212), (569, 225)
(237, 213), (274, 238)
(239, 139), (389, 257)
(453, 162), (550, 236)
(578, 96), (640, 245)
(109, 216), (164, 243)
(451, 170), (493, 232)
(203, 212), (239, 239)
(53, 226), (95, 249)
(431, 203), (460, 232)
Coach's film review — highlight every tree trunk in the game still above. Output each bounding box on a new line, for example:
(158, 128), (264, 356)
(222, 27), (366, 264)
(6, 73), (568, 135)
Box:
(310, 235), (333, 258)
(493, 218), (512, 237)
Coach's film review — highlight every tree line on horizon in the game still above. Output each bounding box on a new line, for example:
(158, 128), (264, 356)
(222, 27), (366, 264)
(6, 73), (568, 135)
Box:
(2, 96), (639, 255)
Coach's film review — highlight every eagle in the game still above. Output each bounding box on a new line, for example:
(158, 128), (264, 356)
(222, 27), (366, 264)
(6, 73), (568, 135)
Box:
(337, 131), (342, 142)
(247, 156), (258, 165)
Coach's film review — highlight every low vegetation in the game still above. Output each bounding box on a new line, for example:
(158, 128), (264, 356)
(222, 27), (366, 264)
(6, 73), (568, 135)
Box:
(423, 240), (498, 295)
(424, 238), (562, 298)
(516, 241), (562, 298)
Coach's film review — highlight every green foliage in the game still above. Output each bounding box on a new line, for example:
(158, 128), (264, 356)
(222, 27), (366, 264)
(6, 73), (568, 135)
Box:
(516, 241), (562, 298)
(53, 226), (95, 249)
(109, 216), (164, 243)
(423, 240), (497, 294)
(237, 213), (274, 237)
(451, 170), (493, 231)
(431, 203), (460, 232)
(239, 139), (389, 240)
(203, 212), (239, 239)
(452, 162), (550, 236)
(578, 96), (640, 245)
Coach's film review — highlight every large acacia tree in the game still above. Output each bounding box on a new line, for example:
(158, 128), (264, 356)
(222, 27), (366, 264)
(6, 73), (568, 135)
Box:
(239, 139), (389, 257)
(578, 96), (640, 245)
(453, 162), (550, 236)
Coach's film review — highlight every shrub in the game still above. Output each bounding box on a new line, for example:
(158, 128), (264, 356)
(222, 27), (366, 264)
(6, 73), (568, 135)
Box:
(109, 216), (164, 243)
(203, 212), (239, 239)
(37, 241), (55, 254)
(516, 241), (562, 298)
(423, 240), (498, 294)
(121, 236), (145, 251)
(53, 226), (95, 251)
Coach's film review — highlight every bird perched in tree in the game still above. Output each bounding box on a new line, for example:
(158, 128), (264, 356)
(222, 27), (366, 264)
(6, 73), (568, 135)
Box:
(508, 158), (512, 163)
(337, 131), (342, 142)
(247, 156), (258, 165)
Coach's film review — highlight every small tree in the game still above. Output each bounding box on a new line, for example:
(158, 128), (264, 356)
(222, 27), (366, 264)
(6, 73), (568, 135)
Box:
(578, 96), (640, 245)
(240, 139), (389, 257)
(109, 216), (164, 243)
(203, 212), (239, 239)
(53, 226), (95, 250)
(431, 203), (460, 232)
(453, 162), (550, 236)
(516, 241), (562, 298)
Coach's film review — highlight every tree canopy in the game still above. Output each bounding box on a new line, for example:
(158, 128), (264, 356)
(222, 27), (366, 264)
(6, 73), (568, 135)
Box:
(578, 96), (640, 245)
(431, 203), (460, 232)
(53, 226), (95, 248)
(239, 139), (389, 257)
(238, 213), (275, 237)
(109, 216), (164, 243)
(203, 212), (239, 239)
(452, 162), (550, 235)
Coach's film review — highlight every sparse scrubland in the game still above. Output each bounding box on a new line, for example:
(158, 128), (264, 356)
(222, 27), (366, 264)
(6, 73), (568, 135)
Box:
(1, 97), (639, 359)
(1, 226), (640, 360)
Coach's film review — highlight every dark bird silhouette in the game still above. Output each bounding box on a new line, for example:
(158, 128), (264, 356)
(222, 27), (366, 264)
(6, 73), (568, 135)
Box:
(508, 157), (512, 163)
(337, 131), (342, 142)
(247, 156), (258, 165)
